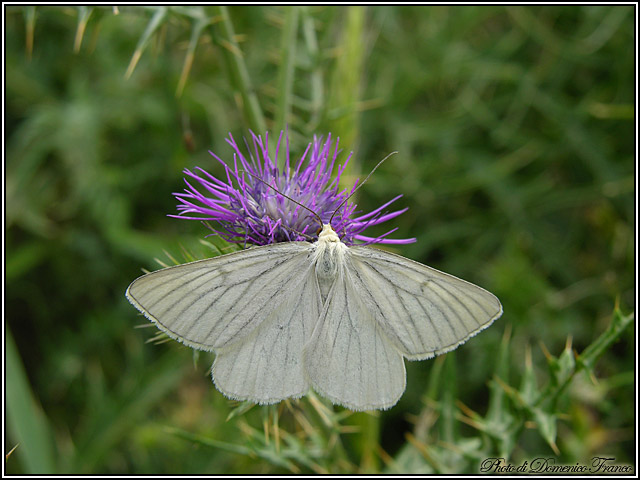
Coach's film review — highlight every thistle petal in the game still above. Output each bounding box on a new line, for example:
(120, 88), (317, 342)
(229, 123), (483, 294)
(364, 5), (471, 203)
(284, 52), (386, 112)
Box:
(172, 130), (415, 246)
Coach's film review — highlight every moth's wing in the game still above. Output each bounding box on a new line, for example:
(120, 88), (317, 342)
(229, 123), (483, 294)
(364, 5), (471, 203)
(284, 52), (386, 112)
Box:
(125, 242), (314, 351)
(347, 246), (503, 360)
(212, 263), (321, 403)
(303, 267), (406, 411)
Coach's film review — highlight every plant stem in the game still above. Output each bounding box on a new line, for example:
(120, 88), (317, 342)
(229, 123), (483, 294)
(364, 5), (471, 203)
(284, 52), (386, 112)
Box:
(209, 6), (267, 134)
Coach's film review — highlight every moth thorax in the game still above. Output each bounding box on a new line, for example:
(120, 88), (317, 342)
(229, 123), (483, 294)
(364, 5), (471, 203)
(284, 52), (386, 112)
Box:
(315, 243), (341, 280)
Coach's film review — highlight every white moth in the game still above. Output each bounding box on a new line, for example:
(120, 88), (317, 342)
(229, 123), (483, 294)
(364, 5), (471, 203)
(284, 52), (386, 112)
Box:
(126, 223), (502, 411)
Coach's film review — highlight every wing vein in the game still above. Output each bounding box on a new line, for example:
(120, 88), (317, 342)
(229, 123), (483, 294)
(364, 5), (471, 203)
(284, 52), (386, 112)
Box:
(354, 259), (432, 351)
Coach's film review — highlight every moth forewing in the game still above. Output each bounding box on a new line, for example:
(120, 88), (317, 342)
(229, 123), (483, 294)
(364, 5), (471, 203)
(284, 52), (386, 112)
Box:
(344, 244), (502, 360)
(125, 242), (315, 351)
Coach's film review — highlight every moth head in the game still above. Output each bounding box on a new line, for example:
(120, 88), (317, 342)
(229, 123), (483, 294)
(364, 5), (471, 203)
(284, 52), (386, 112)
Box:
(318, 224), (340, 243)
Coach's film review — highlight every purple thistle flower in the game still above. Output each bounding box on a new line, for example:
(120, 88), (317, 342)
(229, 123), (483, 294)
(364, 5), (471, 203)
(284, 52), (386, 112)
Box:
(171, 130), (416, 247)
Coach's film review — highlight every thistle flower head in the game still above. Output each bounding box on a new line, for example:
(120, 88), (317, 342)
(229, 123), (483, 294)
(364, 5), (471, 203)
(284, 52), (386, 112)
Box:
(172, 131), (415, 247)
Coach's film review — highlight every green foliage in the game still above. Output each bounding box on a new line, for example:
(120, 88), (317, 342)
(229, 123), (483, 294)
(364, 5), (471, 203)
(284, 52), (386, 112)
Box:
(5, 5), (634, 474)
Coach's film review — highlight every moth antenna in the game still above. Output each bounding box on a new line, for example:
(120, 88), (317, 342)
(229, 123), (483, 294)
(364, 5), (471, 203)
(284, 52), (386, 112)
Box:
(241, 170), (324, 229)
(202, 202), (315, 243)
(262, 215), (317, 242)
(329, 151), (398, 224)
(278, 222), (316, 241)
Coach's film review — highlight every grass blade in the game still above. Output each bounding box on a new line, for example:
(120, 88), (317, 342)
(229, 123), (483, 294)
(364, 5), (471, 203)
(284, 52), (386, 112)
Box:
(6, 328), (57, 473)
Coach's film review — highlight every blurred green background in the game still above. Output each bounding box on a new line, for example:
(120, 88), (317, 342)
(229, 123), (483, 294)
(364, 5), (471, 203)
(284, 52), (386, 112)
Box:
(5, 5), (635, 474)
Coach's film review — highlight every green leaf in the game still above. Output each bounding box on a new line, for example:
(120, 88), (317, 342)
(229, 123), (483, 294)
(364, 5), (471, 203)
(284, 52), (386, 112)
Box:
(6, 328), (57, 473)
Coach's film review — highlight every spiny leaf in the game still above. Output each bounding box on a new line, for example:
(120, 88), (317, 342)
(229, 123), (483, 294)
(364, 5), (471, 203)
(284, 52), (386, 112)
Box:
(176, 12), (211, 97)
(225, 401), (256, 421)
(73, 6), (93, 53)
(24, 6), (36, 59)
(576, 306), (634, 374)
(125, 7), (169, 79)
(519, 345), (539, 405)
(165, 426), (254, 456)
(530, 407), (559, 455)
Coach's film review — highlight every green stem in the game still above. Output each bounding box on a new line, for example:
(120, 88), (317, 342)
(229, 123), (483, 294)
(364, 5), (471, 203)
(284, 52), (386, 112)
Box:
(301, 8), (323, 132)
(274, 7), (299, 134)
(209, 6), (267, 134)
(328, 6), (366, 189)
(440, 352), (458, 444)
(351, 412), (379, 472)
